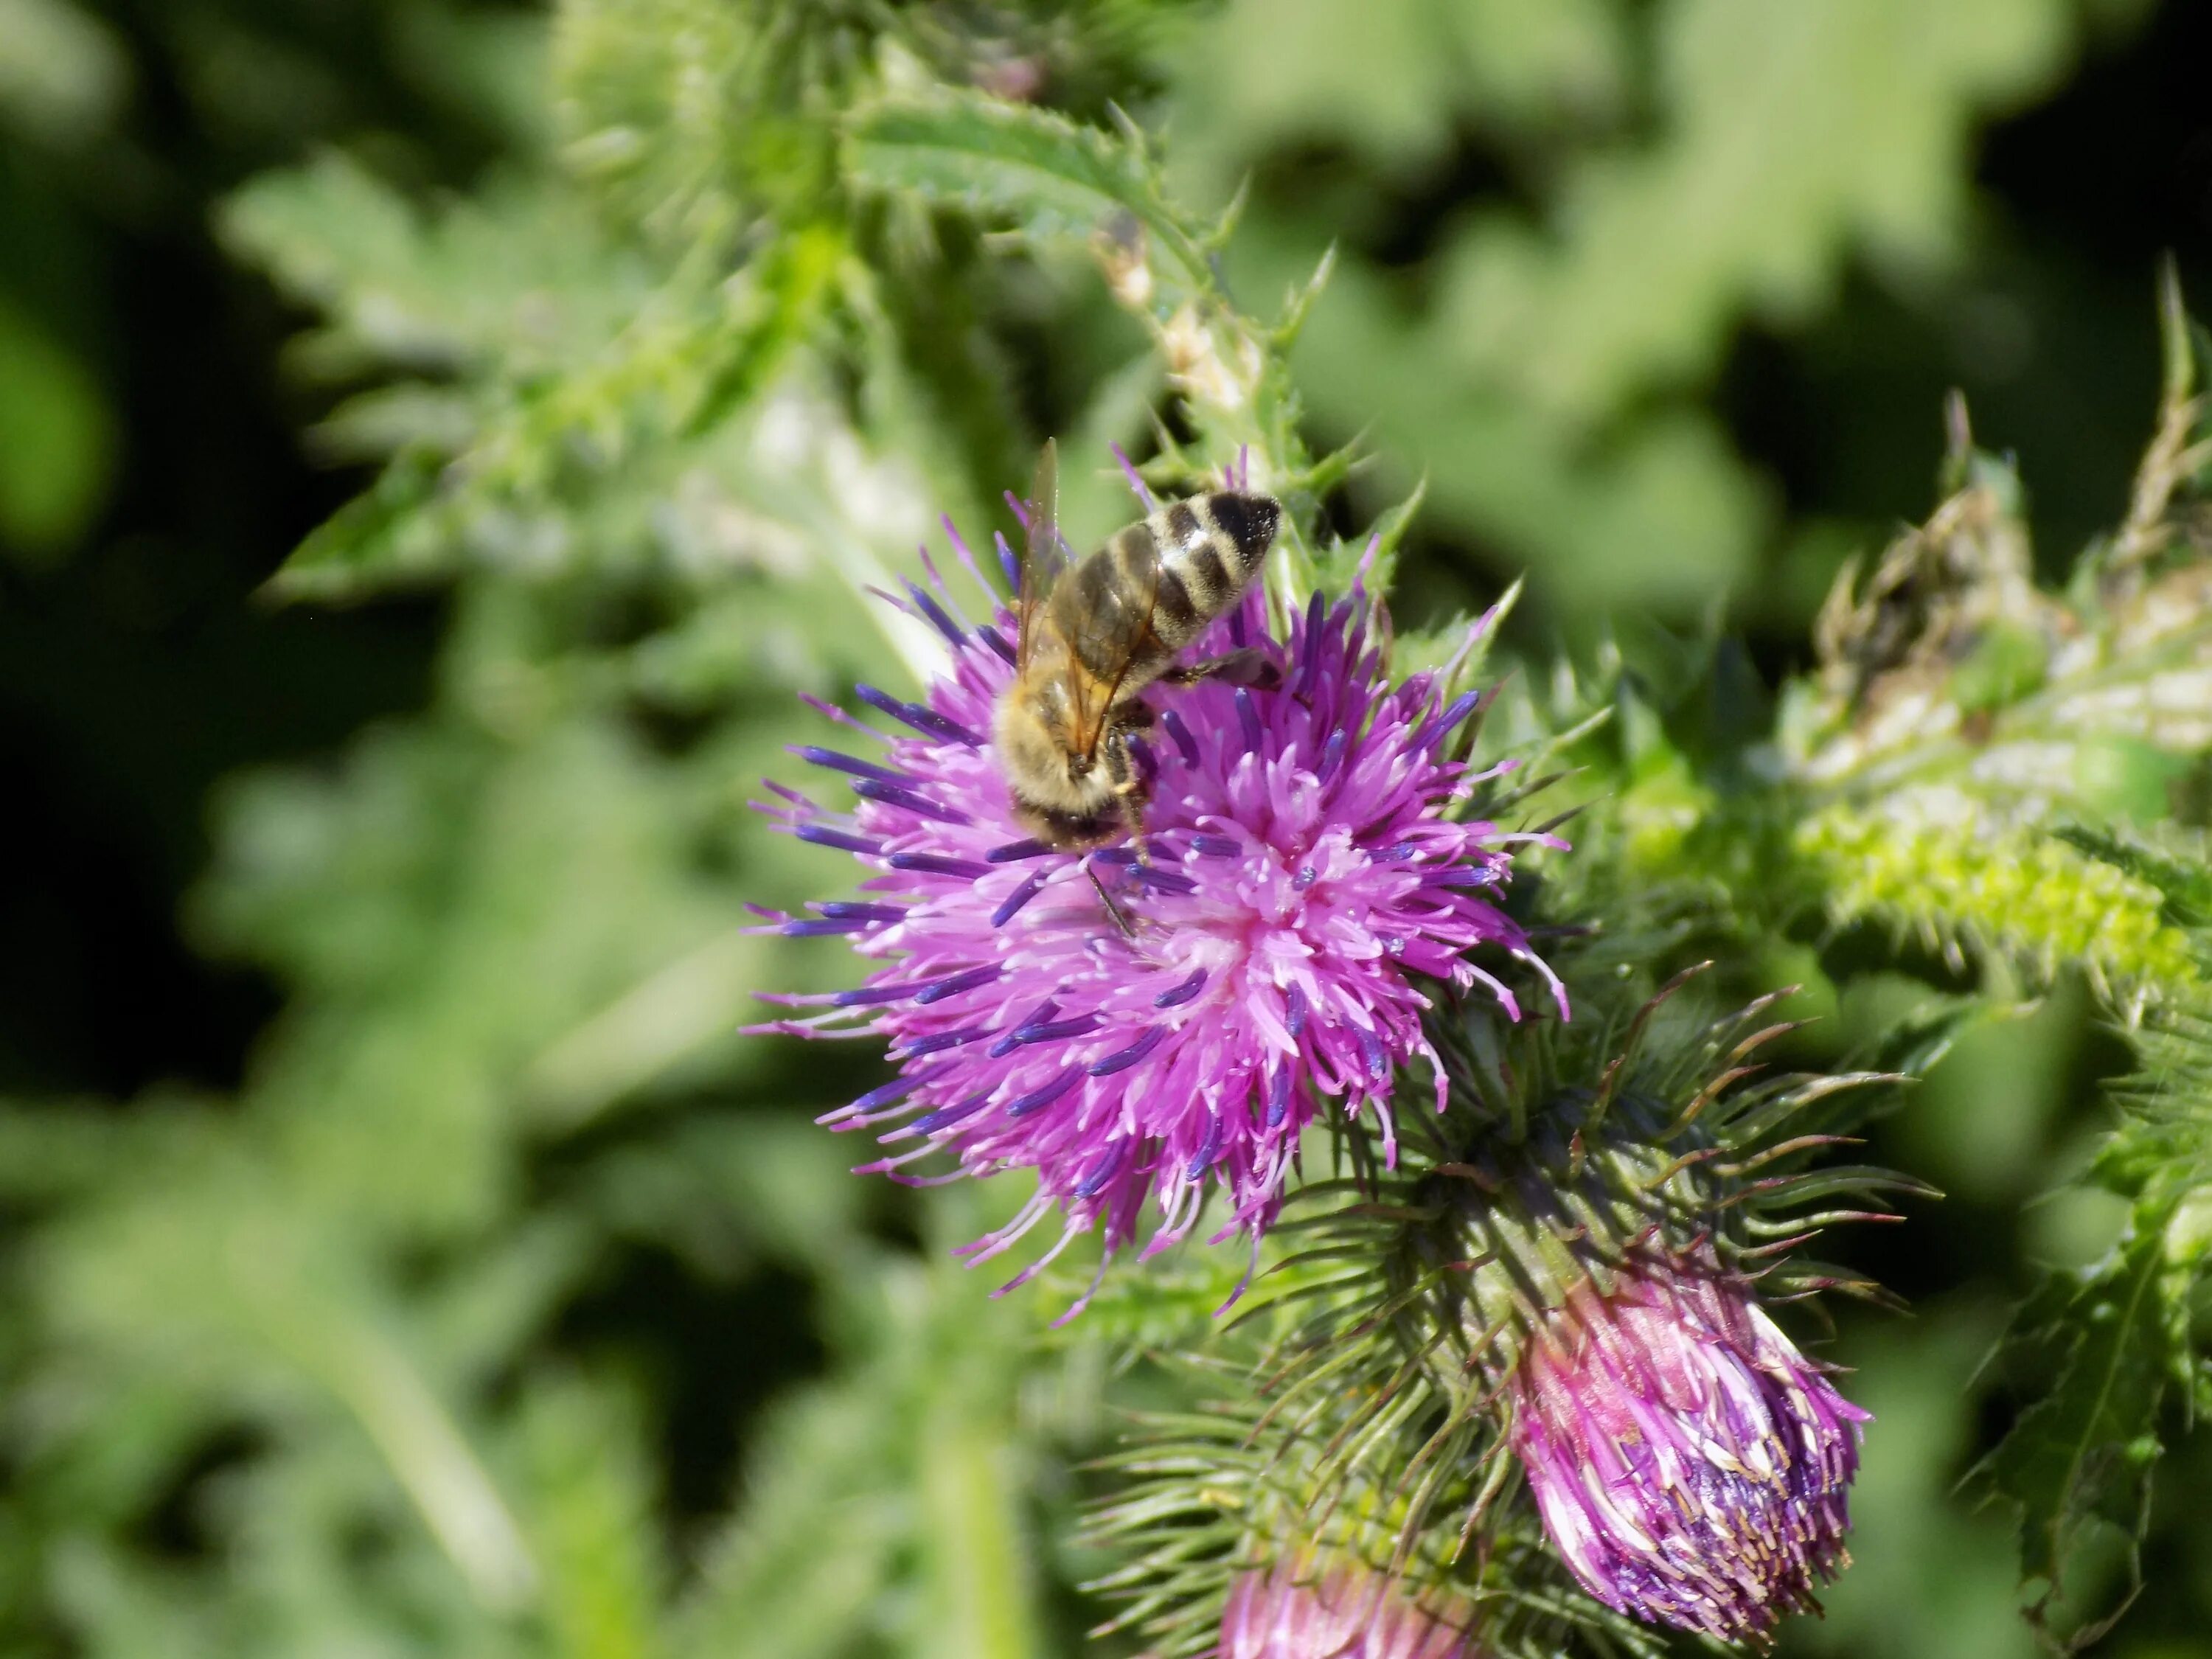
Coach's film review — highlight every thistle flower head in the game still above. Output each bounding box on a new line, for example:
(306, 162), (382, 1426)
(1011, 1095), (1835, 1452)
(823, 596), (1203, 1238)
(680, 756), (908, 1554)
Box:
(1220, 1552), (1477, 1659)
(751, 469), (1559, 1300)
(1506, 1254), (1868, 1644)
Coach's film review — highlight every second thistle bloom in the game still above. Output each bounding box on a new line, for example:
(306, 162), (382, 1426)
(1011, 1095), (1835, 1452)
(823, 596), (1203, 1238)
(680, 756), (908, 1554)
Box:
(1507, 1259), (1868, 1644)
(753, 486), (1559, 1290)
(1221, 1554), (1475, 1659)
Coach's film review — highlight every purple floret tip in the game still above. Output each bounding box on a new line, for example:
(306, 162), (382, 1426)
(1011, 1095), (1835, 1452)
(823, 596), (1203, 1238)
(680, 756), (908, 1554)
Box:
(754, 469), (1563, 1298)
(1110, 442), (1157, 510)
(1220, 1551), (1478, 1659)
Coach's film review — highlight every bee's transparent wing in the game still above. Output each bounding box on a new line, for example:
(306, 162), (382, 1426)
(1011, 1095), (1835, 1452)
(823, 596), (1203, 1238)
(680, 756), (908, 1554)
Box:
(1015, 439), (1066, 674)
(1064, 540), (1162, 762)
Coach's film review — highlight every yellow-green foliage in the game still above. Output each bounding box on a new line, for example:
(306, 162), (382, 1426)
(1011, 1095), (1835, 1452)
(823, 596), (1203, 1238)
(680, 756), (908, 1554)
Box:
(1795, 804), (2202, 1006)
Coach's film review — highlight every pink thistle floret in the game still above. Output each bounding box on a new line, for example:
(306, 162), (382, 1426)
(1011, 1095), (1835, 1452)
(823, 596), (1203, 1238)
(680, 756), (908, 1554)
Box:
(1220, 1553), (1476, 1659)
(1507, 1260), (1870, 1644)
(750, 500), (1562, 1303)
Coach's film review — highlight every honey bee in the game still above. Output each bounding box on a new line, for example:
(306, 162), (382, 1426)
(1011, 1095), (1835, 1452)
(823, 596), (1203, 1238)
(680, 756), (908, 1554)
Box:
(992, 440), (1283, 852)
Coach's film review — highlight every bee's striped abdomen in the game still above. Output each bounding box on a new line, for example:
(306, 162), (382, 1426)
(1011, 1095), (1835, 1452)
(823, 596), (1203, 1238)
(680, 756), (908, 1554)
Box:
(1043, 488), (1282, 691)
(1150, 492), (1279, 651)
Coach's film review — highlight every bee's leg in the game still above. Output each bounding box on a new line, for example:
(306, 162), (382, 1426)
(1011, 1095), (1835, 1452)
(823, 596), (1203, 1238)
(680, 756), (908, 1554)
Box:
(1085, 721), (1144, 939)
(1085, 860), (1138, 941)
(1100, 726), (1153, 865)
(1159, 647), (1281, 691)
(1116, 787), (1153, 865)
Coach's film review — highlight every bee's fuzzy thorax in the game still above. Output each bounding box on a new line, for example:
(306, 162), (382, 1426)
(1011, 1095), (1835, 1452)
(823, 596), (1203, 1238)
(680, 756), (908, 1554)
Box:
(989, 690), (1110, 818)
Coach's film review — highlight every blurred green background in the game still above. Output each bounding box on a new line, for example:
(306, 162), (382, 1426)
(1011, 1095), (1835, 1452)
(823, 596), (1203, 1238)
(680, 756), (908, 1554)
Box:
(1, 1), (2209, 1655)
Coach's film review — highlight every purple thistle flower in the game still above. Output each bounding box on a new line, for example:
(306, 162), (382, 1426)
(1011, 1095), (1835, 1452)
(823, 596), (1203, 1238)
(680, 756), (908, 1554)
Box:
(1506, 1256), (1870, 1645)
(750, 486), (1562, 1304)
(1220, 1554), (1477, 1659)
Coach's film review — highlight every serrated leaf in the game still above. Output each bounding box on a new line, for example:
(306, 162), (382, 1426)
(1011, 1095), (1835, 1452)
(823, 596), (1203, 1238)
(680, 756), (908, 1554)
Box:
(845, 94), (1204, 281)
(1204, 0), (2081, 614)
(1971, 1228), (2184, 1649)
(220, 154), (646, 380)
(262, 451), (448, 602)
(844, 90), (1340, 604)
(230, 156), (855, 602)
(2056, 824), (2212, 935)
(671, 1382), (901, 1659)
(2092, 1001), (2212, 1259)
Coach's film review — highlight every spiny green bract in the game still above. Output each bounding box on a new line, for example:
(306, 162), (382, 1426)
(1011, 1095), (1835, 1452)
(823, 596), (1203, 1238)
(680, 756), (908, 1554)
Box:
(1794, 807), (2200, 1006)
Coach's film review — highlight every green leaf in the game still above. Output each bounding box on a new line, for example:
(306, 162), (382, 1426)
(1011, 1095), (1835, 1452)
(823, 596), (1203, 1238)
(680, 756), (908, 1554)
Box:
(2056, 824), (2212, 936)
(0, 0), (129, 145)
(0, 287), (114, 560)
(1203, 0), (2081, 614)
(1441, 0), (2077, 417)
(220, 155), (647, 381)
(845, 91), (1338, 603)
(262, 451), (450, 602)
(845, 94), (1206, 281)
(225, 159), (862, 603)
(513, 1372), (665, 1659)
(1169, 0), (1627, 176)
(672, 1381), (900, 1659)
(1970, 1227), (2185, 1649)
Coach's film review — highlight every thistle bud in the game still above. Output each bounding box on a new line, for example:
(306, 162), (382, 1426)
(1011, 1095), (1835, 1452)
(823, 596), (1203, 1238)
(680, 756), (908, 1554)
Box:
(1088, 984), (1904, 1658)
(1506, 1257), (1867, 1643)
(1405, 982), (1904, 1644)
(1220, 1552), (1478, 1659)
